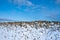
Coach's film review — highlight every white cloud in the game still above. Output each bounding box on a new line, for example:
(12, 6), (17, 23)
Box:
(8, 0), (47, 12)
(55, 0), (60, 4)
(26, 1), (34, 6)
(8, 0), (34, 7)
(8, 0), (35, 12)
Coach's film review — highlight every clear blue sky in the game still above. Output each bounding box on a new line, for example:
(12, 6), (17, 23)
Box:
(0, 0), (60, 21)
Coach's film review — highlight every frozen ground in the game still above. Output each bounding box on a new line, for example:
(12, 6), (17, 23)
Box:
(0, 22), (60, 40)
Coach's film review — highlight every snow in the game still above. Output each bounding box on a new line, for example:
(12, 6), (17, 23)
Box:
(0, 22), (60, 40)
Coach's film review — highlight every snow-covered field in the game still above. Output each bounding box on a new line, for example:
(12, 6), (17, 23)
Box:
(0, 22), (60, 40)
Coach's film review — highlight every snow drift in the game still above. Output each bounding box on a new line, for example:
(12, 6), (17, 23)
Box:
(0, 21), (60, 40)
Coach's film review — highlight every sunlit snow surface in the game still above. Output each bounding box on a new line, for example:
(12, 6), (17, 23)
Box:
(0, 23), (60, 40)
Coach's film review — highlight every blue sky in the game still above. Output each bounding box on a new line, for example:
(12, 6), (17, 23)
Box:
(0, 0), (60, 21)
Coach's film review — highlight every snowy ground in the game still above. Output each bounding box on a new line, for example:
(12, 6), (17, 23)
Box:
(0, 22), (60, 40)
